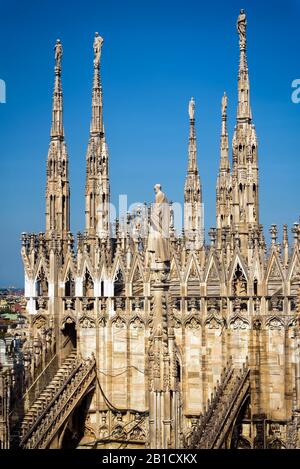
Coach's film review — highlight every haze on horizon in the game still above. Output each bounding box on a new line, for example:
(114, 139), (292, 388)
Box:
(0, 0), (299, 286)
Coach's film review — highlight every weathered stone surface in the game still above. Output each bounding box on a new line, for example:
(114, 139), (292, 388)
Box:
(5, 10), (299, 450)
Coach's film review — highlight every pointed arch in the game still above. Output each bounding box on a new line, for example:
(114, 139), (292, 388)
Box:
(204, 254), (221, 296)
(113, 269), (125, 296)
(111, 254), (126, 282)
(35, 265), (49, 297)
(185, 254), (201, 297)
(265, 316), (285, 331)
(229, 314), (250, 330)
(266, 252), (284, 296)
(288, 250), (300, 295)
(83, 268), (94, 297)
(267, 438), (285, 449)
(129, 255), (144, 296)
(61, 253), (76, 283)
(229, 252), (248, 280)
(229, 395), (251, 449)
(33, 256), (49, 283)
(232, 264), (248, 297)
(170, 256), (181, 297)
(205, 312), (224, 330)
(64, 269), (75, 297)
(228, 252), (248, 296)
(112, 257), (126, 297)
(98, 261), (107, 297)
(78, 255), (95, 280)
(61, 313), (76, 331)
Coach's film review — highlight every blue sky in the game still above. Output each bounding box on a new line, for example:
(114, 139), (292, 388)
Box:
(0, 0), (299, 286)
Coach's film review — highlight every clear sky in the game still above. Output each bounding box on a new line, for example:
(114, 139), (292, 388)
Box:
(0, 0), (299, 286)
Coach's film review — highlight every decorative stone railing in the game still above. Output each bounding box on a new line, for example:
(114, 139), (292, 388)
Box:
(21, 354), (96, 449)
(24, 352), (59, 409)
(20, 351), (79, 442)
(9, 339), (58, 447)
(109, 296), (150, 316)
(61, 296), (152, 322)
(187, 359), (250, 449)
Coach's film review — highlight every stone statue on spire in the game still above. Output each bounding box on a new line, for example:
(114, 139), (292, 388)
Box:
(222, 92), (227, 117)
(236, 10), (247, 49)
(189, 97), (195, 120)
(147, 184), (170, 264)
(54, 39), (63, 70)
(237, 9), (247, 50)
(93, 32), (104, 68)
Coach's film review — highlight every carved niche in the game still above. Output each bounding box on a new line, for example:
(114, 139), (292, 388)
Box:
(232, 265), (247, 296)
(79, 316), (96, 328)
(266, 317), (285, 331)
(185, 317), (201, 330)
(230, 315), (250, 330)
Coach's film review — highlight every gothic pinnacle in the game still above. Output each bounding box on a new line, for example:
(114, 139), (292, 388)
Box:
(220, 92), (229, 171)
(51, 39), (64, 139)
(189, 97), (195, 120)
(187, 97), (197, 174)
(221, 91), (228, 134)
(91, 32), (104, 135)
(85, 33), (110, 239)
(236, 9), (252, 122)
(184, 97), (203, 246)
(46, 39), (70, 237)
(216, 92), (231, 236)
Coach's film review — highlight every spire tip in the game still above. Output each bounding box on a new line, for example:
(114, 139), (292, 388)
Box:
(54, 38), (63, 71)
(188, 97), (195, 120)
(93, 32), (104, 68)
(222, 93), (228, 117)
(237, 9), (247, 50)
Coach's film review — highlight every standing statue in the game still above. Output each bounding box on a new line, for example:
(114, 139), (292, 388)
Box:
(222, 92), (227, 117)
(237, 9), (247, 49)
(93, 32), (104, 68)
(147, 184), (170, 264)
(188, 97), (195, 120)
(54, 39), (63, 69)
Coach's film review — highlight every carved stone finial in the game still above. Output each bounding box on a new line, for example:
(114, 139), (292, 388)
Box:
(269, 224), (277, 244)
(221, 227), (226, 245)
(283, 224), (288, 244)
(21, 232), (27, 248)
(208, 228), (216, 246)
(67, 231), (74, 251)
(234, 231), (240, 248)
(115, 218), (120, 240)
(292, 223), (299, 244)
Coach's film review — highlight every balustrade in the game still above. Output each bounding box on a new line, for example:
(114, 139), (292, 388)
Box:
(21, 355), (96, 449)
(187, 359), (250, 449)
